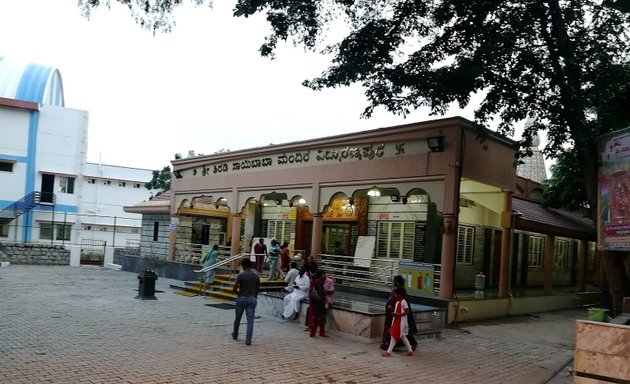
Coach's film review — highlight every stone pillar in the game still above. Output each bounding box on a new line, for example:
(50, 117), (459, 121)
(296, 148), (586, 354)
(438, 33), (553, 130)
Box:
(311, 214), (323, 260)
(544, 234), (555, 295)
(230, 213), (242, 269)
(167, 219), (177, 261)
(439, 214), (457, 300)
(499, 191), (513, 298)
(577, 240), (587, 292)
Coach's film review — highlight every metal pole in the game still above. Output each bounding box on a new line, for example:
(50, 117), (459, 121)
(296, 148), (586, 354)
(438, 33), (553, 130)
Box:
(51, 204), (55, 245)
(62, 211), (67, 247)
(112, 216), (117, 248)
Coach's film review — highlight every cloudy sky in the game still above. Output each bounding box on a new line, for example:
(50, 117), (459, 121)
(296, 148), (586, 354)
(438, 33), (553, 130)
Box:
(0, 0), (517, 171)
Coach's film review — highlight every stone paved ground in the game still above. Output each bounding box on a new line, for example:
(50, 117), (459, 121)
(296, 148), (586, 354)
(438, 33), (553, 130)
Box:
(0, 266), (583, 384)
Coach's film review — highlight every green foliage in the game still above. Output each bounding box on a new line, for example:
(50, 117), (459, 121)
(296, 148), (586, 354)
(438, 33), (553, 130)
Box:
(145, 166), (172, 196)
(542, 149), (588, 210)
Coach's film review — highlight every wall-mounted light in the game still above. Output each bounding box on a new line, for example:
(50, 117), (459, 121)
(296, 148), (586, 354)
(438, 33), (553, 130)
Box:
(367, 188), (380, 197)
(427, 136), (445, 152)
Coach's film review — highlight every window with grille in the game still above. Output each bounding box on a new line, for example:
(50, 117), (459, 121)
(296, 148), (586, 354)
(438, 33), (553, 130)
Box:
(528, 236), (545, 267)
(40, 223), (53, 240)
(0, 223), (9, 238)
(554, 238), (571, 269)
(267, 220), (291, 244)
(376, 222), (415, 260)
(59, 176), (75, 194)
(56, 224), (71, 241)
(456, 225), (475, 264)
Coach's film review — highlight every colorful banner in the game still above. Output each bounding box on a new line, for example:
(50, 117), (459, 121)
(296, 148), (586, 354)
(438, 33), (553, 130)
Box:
(600, 130), (630, 250)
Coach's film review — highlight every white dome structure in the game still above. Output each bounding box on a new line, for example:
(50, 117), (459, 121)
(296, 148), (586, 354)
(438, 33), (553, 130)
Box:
(0, 56), (64, 106)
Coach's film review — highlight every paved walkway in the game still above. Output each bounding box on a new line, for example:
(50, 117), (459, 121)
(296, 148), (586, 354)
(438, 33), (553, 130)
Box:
(0, 265), (582, 384)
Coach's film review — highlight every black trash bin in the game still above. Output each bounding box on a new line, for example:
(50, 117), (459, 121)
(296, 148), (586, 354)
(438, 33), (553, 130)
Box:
(136, 270), (158, 300)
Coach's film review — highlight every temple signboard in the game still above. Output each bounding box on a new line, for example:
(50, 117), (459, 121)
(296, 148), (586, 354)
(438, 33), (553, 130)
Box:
(183, 140), (429, 178)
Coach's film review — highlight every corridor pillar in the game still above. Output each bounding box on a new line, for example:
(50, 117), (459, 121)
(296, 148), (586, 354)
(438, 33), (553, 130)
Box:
(230, 213), (242, 269)
(544, 234), (555, 295)
(311, 214), (323, 260)
(577, 239), (587, 292)
(439, 214), (457, 300)
(499, 191), (513, 298)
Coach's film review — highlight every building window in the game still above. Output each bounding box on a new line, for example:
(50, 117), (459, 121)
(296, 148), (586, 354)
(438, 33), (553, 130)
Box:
(456, 225), (475, 264)
(554, 238), (571, 269)
(119, 182), (126, 187)
(0, 161), (14, 172)
(528, 236), (545, 268)
(134, 184), (141, 188)
(153, 221), (159, 241)
(0, 223), (9, 238)
(88, 178), (95, 184)
(59, 177), (75, 194)
(266, 220), (291, 244)
(104, 180), (111, 185)
(377, 222), (415, 260)
(40, 223), (53, 240)
(56, 225), (71, 241)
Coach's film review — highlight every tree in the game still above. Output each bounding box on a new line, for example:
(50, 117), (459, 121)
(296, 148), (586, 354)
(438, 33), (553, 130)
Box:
(145, 166), (171, 197)
(81, 0), (630, 314)
(542, 149), (588, 211)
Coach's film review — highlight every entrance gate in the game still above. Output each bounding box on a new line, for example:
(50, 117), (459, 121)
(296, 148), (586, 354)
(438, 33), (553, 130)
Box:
(80, 239), (106, 266)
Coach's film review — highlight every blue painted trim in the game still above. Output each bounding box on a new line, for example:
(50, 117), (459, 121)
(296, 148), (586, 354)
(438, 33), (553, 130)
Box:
(25, 110), (38, 195)
(15, 64), (52, 104)
(35, 204), (78, 213)
(0, 154), (28, 163)
(23, 110), (39, 242)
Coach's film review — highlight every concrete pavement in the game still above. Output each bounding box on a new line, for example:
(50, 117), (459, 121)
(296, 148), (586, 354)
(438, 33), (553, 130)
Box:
(0, 265), (583, 383)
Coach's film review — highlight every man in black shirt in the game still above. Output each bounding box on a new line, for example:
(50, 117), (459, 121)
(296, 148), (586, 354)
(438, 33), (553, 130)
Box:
(232, 258), (260, 345)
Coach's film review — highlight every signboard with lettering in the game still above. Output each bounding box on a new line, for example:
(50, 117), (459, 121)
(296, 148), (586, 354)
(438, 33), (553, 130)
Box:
(413, 222), (426, 261)
(181, 140), (429, 178)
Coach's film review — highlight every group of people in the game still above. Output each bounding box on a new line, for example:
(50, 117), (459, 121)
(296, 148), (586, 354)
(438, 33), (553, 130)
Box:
(281, 257), (334, 337)
(231, 253), (417, 356)
(252, 238), (292, 280)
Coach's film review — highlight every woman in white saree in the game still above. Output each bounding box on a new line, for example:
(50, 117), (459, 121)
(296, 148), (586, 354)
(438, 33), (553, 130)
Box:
(282, 267), (310, 319)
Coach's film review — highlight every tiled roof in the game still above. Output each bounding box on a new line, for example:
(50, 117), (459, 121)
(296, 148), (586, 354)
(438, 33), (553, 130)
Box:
(123, 190), (171, 214)
(512, 197), (595, 239)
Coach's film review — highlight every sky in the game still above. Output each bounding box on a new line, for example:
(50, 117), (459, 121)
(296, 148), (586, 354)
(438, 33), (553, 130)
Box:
(0, 0), (529, 171)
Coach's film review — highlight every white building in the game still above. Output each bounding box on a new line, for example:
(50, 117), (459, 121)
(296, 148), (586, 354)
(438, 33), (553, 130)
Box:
(0, 57), (154, 255)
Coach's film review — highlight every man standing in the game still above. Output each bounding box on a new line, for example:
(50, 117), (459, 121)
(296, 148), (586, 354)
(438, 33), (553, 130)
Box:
(232, 258), (260, 346)
(253, 238), (267, 276)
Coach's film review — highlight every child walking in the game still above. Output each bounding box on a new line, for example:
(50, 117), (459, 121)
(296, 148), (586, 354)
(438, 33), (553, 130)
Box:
(381, 287), (414, 357)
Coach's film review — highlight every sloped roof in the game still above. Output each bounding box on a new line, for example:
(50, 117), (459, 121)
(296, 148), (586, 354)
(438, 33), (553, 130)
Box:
(0, 57), (64, 106)
(123, 190), (172, 214)
(512, 197), (595, 240)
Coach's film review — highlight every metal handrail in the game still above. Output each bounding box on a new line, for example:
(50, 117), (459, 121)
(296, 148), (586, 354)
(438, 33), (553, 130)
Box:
(194, 252), (248, 273)
(318, 253), (398, 286)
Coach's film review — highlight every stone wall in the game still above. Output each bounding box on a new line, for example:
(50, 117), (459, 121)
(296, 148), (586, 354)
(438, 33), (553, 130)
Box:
(0, 242), (70, 265)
